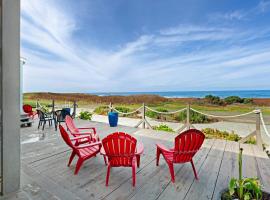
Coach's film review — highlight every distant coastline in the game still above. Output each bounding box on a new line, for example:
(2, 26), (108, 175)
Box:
(91, 90), (270, 99)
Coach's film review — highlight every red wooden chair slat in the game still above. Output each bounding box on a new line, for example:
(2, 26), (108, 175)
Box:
(59, 125), (101, 174)
(156, 129), (205, 183)
(102, 132), (137, 186)
(65, 115), (99, 144)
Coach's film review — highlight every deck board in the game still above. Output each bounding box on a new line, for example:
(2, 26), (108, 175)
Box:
(4, 120), (269, 200)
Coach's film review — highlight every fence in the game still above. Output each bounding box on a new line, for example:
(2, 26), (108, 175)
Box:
(109, 102), (270, 150)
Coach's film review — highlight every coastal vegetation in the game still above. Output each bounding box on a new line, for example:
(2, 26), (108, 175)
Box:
(78, 111), (92, 120)
(205, 95), (253, 105)
(23, 92), (270, 116)
(153, 124), (174, 132)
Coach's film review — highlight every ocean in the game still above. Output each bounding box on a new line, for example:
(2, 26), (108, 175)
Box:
(92, 90), (270, 98)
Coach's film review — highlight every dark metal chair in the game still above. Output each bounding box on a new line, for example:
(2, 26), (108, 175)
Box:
(54, 109), (71, 131)
(37, 109), (54, 130)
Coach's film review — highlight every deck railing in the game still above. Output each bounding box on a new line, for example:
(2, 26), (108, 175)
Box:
(109, 102), (270, 150)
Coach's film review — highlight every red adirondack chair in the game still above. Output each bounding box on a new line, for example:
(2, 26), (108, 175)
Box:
(23, 104), (37, 119)
(59, 125), (102, 175)
(65, 115), (99, 144)
(156, 129), (205, 183)
(102, 132), (138, 186)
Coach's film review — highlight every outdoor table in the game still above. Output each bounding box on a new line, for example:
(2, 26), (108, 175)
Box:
(100, 142), (144, 168)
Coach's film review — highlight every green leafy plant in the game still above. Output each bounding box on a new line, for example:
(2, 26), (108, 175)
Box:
(153, 124), (174, 132)
(146, 108), (168, 120)
(205, 95), (225, 105)
(175, 110), (212, 123)
(202, 128), (241, 141)
(79, 111), (92, 120)
(224, 96), (244, 104)
(222, 148), (262, 200)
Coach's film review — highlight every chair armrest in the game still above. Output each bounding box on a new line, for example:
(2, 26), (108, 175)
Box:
(70, 135), (91, 141)
(73, 132), (94, 135)
(136, 143), (144, 155)
(78, 127), (96, 132)
(76, 142), (102, 149)
(156, 143), (174, 153)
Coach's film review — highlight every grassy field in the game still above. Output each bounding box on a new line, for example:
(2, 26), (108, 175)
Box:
(23, 92), (270, 115)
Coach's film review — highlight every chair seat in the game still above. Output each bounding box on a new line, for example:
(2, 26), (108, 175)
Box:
(79, 145), (100, 158)
(109, 156), (136, 167)
(162, 151), (174, 162)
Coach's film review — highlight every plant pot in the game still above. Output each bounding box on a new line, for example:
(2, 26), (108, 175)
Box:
(220, 189), (270, 200)
(108, 112), (118, 127)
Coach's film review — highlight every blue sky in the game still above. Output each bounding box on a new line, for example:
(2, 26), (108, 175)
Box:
(21, 0), (270, 93)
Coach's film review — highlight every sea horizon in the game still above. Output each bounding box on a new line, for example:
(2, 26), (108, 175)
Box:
(91, 89), (270, 99)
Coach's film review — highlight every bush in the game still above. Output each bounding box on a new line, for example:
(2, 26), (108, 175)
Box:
(224, 96), (244, 104)
(243, 98), (253, 104)
(153, 124), (174, 132)
(94, 106), (109, 115)
(202, 128), (241, 141)
(79, 111), (92, 120)
(175, 110), (211, 123)
(205, 95), (224, 105)
(146, 108), (168, 119)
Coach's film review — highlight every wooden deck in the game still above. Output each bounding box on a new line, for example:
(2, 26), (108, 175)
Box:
(5, 119), (270, 200)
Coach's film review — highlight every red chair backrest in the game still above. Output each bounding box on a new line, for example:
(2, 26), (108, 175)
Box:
(102, 132), (137, 166)
(59, 125), (76, 150)
(173, 129), (205, 163)
(23, 104), (33, 114)
(65, 115), (79, 134)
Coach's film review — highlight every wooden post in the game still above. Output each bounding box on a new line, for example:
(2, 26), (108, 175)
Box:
(109, 102), (113, 112)
(255, 110), (263, 150)
(142, 103), (146, 129)
(52, 99), (55, 112)
(36, 99), (39, 109)
(187, 103), (191, 130)
(72, 101), (77, 118)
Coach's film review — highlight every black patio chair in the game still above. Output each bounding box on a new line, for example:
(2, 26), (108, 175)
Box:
(54, 108), (71, 131)
(37, 109), (54, 130)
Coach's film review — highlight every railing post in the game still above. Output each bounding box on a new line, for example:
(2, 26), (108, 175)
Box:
(142, 103), (146, 129)
(109, 102), (113, 112)
(187, 103), (190, 130)
(36, 99), (39, 109)
(255, 109), (263, 150)
(52, 99), (55, 112)
(73, 101), (77, 118)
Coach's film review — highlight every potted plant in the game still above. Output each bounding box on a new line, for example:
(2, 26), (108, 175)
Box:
(221, 148), (269, 200)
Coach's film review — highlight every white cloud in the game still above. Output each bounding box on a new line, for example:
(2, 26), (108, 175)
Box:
(21, 0), (270, 92)
(257, 1), (270, 13)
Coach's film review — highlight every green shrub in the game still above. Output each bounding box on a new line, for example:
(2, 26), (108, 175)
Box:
(175, 110), (211, 123)
(153, 124), (174, 132)
(224, 96), (244, 104)
(243, 98), (253, 104)
(79, 111), (92, 120)
(146, 108), (168, 119)
(202, 128), (241, 141)
(94, 106), (109, 115)
(146, 110), (158, 118)
(205, 95), (224, 105)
